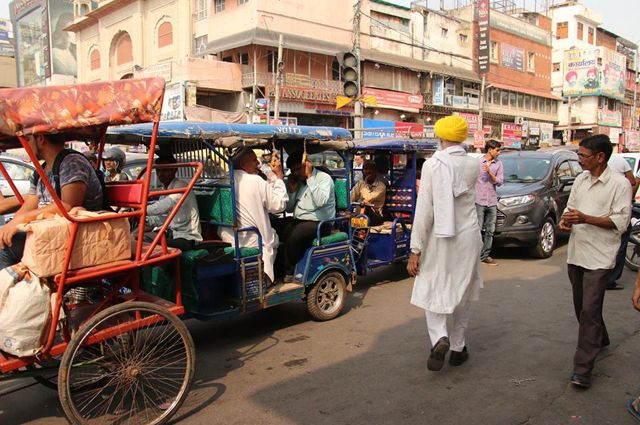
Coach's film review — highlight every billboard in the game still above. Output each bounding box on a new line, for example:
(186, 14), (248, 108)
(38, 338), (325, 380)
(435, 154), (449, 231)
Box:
(161, 82), (185, 121)
(477, 0), (490, 73)
(501, 44), (524, 72)
(15, 4), (49, 85)
(502, 123), (523, 148)
(601, 48), (626, 101)
(432, 75), (445, 106)
(363, 119), (429, 139)
(563, 49), (599, 98)
(49, 0), (76, 77)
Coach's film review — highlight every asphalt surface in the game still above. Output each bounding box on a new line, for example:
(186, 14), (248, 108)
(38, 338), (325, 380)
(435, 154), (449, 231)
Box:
(2, 242), (640, 425)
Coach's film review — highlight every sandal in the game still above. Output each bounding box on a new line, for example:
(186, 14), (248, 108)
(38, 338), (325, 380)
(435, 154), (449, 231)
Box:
(627, 397), (640, 422)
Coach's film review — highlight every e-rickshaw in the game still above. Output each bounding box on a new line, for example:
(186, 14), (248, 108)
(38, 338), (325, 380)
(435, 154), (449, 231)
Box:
(0, 78), (197, 424)
(105, 122), (355, 322)
(347, 137), (438, 275)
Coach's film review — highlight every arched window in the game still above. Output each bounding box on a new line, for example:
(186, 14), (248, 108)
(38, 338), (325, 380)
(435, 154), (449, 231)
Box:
(158, 21), (173, 48)
(115, 33), (133, 66)
(89, 49), (100, 70)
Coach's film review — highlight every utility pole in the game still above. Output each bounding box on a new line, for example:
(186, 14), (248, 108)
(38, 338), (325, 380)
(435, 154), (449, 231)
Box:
(353, 0), (363, 138)
(273, 34), (284, 123)
(250, 47), (257, 124)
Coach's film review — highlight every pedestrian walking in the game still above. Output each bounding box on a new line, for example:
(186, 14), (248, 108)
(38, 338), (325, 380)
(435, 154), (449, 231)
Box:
(605, 154), (637, 290)
(407, 115), (483, 372)
(475, 139), (504, 265)
(559, 134), (632, 389)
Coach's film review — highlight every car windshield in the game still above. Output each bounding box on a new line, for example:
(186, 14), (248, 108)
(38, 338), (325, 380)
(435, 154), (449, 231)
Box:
(500, 156), (551, 182)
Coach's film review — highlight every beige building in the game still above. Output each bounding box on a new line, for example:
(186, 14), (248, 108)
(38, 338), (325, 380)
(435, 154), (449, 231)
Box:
(0, 56), (18, 88)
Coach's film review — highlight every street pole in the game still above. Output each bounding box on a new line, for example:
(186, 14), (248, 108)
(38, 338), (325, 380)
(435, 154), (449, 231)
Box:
(273, 34), (284, 123)
(353, 0), (363, 139)
(250, 47), (257, 124)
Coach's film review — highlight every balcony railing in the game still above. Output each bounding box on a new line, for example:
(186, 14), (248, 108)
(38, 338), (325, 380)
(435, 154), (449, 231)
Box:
(241, 72), (342, 92)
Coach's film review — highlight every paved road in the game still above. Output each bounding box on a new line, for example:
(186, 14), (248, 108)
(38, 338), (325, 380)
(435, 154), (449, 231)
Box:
(2, 243), (640, 425)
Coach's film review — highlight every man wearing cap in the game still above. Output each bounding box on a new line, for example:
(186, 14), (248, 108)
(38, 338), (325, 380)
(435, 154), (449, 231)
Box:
(219, 148), (288, 283)
(407, 115), (483, 372)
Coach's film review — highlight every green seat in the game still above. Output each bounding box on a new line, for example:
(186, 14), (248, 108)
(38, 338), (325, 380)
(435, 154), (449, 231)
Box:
(334, 178), (348, 210)
(224, 246), (260, 257)
(312, 231), (349, 246)
(196, 188), (233, 224)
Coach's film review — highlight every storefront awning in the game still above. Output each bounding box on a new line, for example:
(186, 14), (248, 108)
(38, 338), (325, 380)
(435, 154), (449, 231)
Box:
(360, 49), (480, 83)
(489, 81), (563, 101)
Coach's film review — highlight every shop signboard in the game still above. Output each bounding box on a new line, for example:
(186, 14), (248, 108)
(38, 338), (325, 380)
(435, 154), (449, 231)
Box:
(600, 49), (626, 101)
(626, 130), (640, 152)
(256, 98), (269, 113)
(363, 118), (428, 139)
(453, 112), (479, 136)
(0, 44), (15, 57)
(597, 109), (623, 127)
(432, 75), (445, 106)
(477, 0), (490, 73)
(362, 87), (424, 113)
(563, 49), (600, 98)
(501, 44), (524, 72)
(266, 86), (337, 105)
(474, 130), (485, 149)
(161, 82), (185, 121)
(502, 123), (523, 148)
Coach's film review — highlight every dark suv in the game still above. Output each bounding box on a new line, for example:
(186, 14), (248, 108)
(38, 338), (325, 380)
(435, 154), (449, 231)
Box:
(493, 148), (581, 258)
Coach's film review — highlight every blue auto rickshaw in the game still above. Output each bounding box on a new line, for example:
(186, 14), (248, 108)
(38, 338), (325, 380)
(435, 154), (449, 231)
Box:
(347, 137), (438, 275)
(106, 122), (355, 321)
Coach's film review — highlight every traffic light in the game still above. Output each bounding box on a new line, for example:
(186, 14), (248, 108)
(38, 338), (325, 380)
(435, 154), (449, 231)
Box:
(342, 51), (359, 97)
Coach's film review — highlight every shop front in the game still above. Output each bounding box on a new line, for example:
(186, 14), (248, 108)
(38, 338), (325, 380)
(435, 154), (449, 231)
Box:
(265, 85), (349, 127)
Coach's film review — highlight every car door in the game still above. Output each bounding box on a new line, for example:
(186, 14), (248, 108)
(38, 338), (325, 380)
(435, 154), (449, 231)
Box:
(0, 160), (34, 197)
(553, 159), (574, 216)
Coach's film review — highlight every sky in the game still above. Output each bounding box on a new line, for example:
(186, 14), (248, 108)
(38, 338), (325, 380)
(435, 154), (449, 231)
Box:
(0, 0), (637, 43)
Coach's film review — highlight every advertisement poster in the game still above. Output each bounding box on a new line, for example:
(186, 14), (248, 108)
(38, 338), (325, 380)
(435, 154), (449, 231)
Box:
(362, 87), (423, 113)
(48, 0), (77, 77)
(453, 112), (479, 136)
(501, 44), (524, 72)
(626, 130), (640, 152)
(363, 119), (427, 139)
(539, 122), (554, 145)
(563, 49), (600, 98)
(477, 0), (490, 73)
(432, 75), (445, 106)
(161, 82), (185, 121)
(502, 123), (523, 148)
(600, 49), (626, 101)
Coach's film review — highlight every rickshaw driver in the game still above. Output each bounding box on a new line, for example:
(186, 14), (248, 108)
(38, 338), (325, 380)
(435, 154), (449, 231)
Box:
(351, 160), (387, 226)
(219, 147), (288, 283)
(272, 152), (335, 282)
(0, 133), (104, 269)
(143, 155), (202, 251)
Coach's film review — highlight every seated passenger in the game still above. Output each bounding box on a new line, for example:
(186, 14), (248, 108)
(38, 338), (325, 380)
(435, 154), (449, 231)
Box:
(0, 134), (104, 269)
(219, 148), (288, 283)
(272, 152), (336, 281)
(351, 160), (387, 226)
(102, 147), (130, 182)
(143, 155), (202, 251)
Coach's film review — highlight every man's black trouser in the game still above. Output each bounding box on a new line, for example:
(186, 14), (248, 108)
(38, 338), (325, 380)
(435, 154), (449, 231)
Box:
(607, 224), (631, 286)
(567, 264), (610, 375)
(271, 217), (331, 278)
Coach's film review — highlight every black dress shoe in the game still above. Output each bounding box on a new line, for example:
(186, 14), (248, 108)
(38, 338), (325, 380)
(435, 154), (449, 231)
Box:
(427, 337), (450, 371)
(570, 373), (591, 389)
(449, 346), (469, 366)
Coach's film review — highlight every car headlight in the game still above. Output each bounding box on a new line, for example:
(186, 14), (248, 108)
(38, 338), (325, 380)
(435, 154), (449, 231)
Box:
(499, 195), (535, 207)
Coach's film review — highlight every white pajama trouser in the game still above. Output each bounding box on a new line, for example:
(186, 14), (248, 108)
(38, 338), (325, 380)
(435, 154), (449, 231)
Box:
(425, 298), (472, 352)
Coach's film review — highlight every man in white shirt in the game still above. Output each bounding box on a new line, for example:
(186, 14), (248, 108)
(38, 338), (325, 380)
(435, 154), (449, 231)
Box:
(144, 155), (202, 251)
(606, 154), (637, 290)
(219, 148), (288, 283)
(559, 135), (632, 389)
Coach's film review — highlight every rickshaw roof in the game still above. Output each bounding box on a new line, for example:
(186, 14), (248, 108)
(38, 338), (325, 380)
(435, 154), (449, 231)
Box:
(0, 78), (165, 149)
(351, 137), (439, 152)
(106, 121), (354, 151)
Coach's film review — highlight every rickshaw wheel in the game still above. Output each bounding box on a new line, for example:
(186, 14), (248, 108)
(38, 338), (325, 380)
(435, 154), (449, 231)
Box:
(57, 301), (195, 425)
(306, 271), (347, 321)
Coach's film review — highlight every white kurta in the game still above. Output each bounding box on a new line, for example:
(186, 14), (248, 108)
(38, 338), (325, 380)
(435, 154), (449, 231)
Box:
(410, 152), (484, 314)
(219, 170), (288, 281)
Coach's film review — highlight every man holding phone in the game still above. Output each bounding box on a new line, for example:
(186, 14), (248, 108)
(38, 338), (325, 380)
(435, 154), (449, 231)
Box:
(559, 134), (632, 389)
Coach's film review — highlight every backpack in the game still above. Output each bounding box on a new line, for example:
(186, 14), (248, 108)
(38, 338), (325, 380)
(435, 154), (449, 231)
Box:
(33, 149), (110, 211)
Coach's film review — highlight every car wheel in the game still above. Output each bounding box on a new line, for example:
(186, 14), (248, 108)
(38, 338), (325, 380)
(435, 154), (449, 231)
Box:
(529, 217), (555, 259)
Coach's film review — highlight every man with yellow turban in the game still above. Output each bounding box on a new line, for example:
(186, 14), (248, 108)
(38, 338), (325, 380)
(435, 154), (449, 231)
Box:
(407, 115), (484, 372)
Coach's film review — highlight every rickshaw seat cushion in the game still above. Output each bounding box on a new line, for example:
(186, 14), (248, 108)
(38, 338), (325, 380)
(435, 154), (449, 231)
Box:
(313, 231), (349, 246)
(223, 246), (260, 257)
(196, 188), (233, 224)
(105, 181), (144, 206)
(334, 178), (348, 210)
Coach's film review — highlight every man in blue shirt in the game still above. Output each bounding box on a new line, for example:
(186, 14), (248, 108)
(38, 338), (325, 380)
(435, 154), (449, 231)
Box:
(272, 152), (336, 281)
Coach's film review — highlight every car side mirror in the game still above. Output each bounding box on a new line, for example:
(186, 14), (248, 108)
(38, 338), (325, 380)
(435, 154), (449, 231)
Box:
(559, 175), (575, 190)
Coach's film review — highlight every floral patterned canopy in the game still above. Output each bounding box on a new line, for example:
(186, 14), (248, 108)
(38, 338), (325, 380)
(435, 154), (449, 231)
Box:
(0, 77), (165, 148)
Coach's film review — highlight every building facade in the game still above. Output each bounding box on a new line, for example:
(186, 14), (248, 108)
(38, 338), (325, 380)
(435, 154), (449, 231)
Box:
(0, 18), (18, 88)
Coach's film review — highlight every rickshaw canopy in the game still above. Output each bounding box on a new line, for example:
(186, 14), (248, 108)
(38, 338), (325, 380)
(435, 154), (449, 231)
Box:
(0, 77), (166, 149)
(351, 137), (439, 152)
(106, 122), (354, 152)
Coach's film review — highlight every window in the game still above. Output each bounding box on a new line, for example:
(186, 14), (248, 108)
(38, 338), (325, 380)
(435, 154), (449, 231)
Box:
(527, 52), (535, 73)
(459, 33), (468, 44)
(214, 0), (225, 13)
(267, 50), (274, 73)
(485, 88), (492, 104)
(157, 21), (173, 48)
(238, 52), (249, 65)
(577, 22), (584, 40)
(441, 27), (448, 38)
(0, 162), (33, 182)
(194, 0), (207, 20)
(588, 27), (594, 44)
(490, 41), (498, 63)
(222, 56), (232, 62)
(524, 94), (531, 109)
(517, 93), (524, 109)
(509, 92), (517, 107)
(331, 59), (340, 81)
(553, 62), (561, 72)
(501, 90), (509, 106)
(115, 33), (133, 66)
(193, 34), (208, 55)
(556, 21), (568, 39)
(89, 49), (100, 70)
(556, 161), (572, 178)
(238, 0), (248, 4)
(492, 88), (500, 104)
